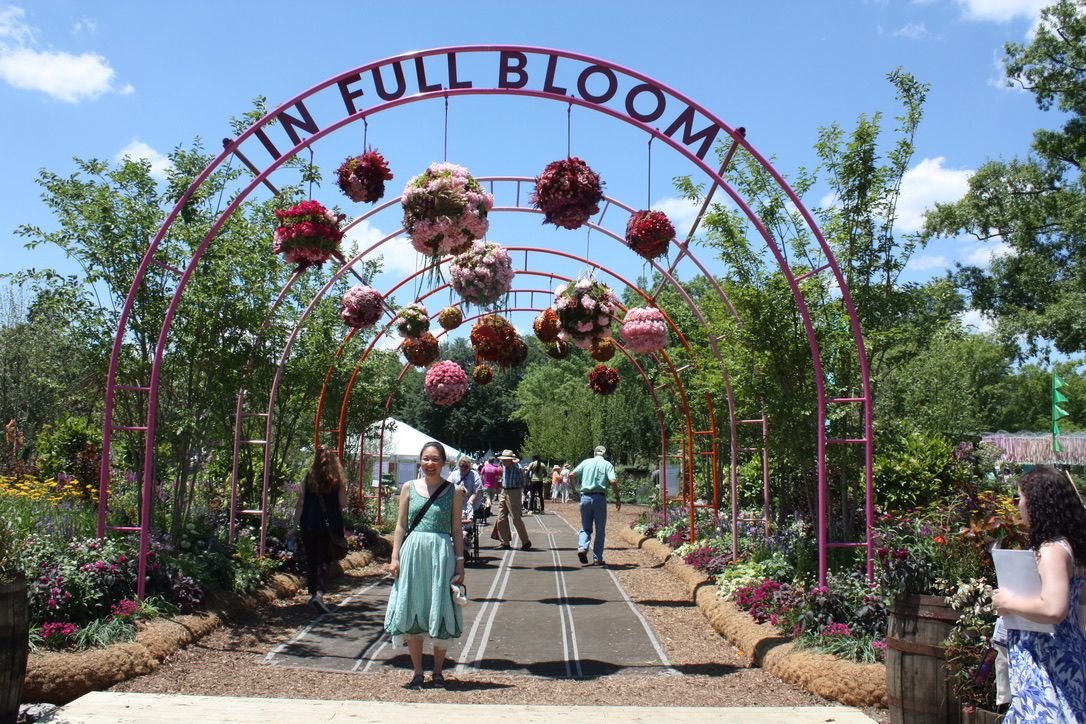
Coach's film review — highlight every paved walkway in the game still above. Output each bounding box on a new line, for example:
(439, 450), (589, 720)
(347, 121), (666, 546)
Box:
(265, 511), (674, 677)
(50, 692), (878, 723)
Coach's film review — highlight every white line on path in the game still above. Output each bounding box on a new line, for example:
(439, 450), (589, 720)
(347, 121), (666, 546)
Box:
(552, 511), (678, 674)
(454, 543), (516, 675)
(536, 515), (582, 677)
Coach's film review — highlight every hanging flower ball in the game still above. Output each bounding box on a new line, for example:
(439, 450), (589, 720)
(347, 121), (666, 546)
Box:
(506, 337), (529, 368)
(424, 360), (469, 406)
(450, 240), (515, 308)
(340, 285), (383, 329)
(402, 332), (439, 367)
(620, 306), (669, 354)
(336, 149), (394, 204)
(589, 337), (616, 362)
(437, 306), (463, 331)
(625, 210), (675, 261)
(533, 308), (560, 343)
(397, 302), (430, 338)
(401, 162), (494, 258)
(273, 200), (344, 267)
(531, 157), (605, 230)
(587, 364), (620, 395)
(470, 314), (517, 365)
(545, 339), (571, 360)
(552, 277), (619, 347)
(472, 364), (494, 386)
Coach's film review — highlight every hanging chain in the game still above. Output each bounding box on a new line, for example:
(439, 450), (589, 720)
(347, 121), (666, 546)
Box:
(363, 117), (369, 151)
(647, 136), (654, 208)
(566, 103), (572, 158)
(307, 147), (315, 200)
(443, 93), (449, 161)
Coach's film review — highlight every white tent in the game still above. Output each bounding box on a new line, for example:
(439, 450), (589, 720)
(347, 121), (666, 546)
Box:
(361, 418), (464, 486)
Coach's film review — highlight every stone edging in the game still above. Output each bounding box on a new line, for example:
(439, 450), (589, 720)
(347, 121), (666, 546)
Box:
(22, 549), (377, 705)
(620, 527), (886, 709)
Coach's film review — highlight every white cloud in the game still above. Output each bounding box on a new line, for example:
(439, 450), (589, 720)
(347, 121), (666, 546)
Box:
(0, 5), (129, 102)
(894, 22), (930, 39)
(955, 0), (1046, 24)
(964, 241), (1014, 266)
(651, 196), (701, 239)
(343, 219), (418, 277)
(896, 157), (973, 232)
(960, 308), (994, 333)
(909, 254), (950, 271)
(72, 18), (97, 34)
(115, 139), (171, 178)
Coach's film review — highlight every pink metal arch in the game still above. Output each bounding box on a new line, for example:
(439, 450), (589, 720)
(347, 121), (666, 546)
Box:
(100, 46), (872, 595)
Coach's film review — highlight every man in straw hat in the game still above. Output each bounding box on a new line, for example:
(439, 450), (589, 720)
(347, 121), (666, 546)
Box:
(494, 449), (532, 551)
(572, 445), (619, 566)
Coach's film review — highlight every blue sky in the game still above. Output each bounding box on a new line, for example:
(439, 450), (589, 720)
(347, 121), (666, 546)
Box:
(0, 0), (1057, 335)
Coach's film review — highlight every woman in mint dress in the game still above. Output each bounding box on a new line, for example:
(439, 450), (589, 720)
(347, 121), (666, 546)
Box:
(993, 466), (1086, 722)
(385, 441), (465, 690)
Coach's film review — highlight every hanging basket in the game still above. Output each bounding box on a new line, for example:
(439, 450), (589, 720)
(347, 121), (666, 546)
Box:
(450, 240), (515, 308)
(619, 306), (669, 354)
(625, 209), (675, 261)
(425, 360), (469, 406)
(552, 277), (618, 348)
(531, 157), (604, 230)
(545, 339), (572, 360)
(470, 314), (517, 365)
(587, 364), (620, 395)
(401, 162), (493, 258)
(272, 200), (344, 267)
(336, 149), (393, 204)
(533, 308), (560, 343)
(472, 364), (494, 386)
(589, 337), (616, 362)
(397, 303), (430, 339)
(437, 306), (463, 331)
(506, 337), (529, 368)
(340, 285), (384, 329)
(402, 332), (439, 367)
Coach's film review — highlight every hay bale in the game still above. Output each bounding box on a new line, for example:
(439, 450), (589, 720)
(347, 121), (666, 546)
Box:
(23, 643), (156, 705)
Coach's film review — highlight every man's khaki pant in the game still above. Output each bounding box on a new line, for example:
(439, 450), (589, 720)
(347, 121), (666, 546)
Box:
(495, 488), (531, 546)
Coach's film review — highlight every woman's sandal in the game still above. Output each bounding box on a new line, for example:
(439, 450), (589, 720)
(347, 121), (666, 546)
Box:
(405, 673), (425, 690)
(431, 672), (446, 689)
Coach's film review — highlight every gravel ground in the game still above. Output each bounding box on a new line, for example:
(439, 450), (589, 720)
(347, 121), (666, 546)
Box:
(111, 503), (888, 720)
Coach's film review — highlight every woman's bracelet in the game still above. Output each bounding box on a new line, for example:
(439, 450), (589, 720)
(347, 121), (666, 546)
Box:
(456, 556), (465, 561)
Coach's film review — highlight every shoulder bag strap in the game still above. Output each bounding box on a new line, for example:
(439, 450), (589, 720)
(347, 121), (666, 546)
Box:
(315, 489), (336, 531)
(402, 481), (451, 543)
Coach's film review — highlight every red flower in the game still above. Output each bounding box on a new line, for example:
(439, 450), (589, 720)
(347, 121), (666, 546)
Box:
(401, 332), (439, 367)
(933, 535), (946, 545)
(531, 157), (604, 230)
(625, 210), (674, 260)
(470, 315), (517, 365)
(336, 149), (394, 204)
(533, 308), (560, 343)
(587, 364), (620, 395)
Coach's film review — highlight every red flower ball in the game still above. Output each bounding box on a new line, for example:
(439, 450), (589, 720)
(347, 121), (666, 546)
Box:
(336, 149), (393, 204)
(472, 364), (494, 385)
(533, 308), (560, 343)
(401, 332), (439, 367)
(470, 315), (517, 365)
(531, 157), (604, 230)
(625, 210), (675, 261)
(587, 364), (620, 395)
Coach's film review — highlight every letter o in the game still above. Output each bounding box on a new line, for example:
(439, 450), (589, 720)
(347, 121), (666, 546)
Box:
(577, 65), (618, 104)
(625, 83), (666, 123)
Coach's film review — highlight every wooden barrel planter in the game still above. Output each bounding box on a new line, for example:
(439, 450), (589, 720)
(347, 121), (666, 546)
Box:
(886, 593), (962, 724)
(1, 574), (29, 724)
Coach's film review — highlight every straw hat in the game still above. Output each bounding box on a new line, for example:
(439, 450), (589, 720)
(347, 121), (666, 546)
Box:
(498, 449), (519, 461)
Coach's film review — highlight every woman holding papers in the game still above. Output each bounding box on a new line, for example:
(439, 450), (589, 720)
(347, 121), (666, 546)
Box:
(993, 466), (1086, 722)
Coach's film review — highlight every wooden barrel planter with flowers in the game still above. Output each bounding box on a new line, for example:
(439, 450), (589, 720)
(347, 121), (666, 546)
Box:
(886, 594), (961, 724)
(1, 574), (29, 723)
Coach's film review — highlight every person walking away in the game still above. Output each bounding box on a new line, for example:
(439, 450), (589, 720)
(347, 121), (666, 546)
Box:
(559, 463), (572, 503)
(295, 446), (348, 614)
(572, 446), (620, 566)
(384, 441), (466, 690)
(550, 465), (563, 502)
(992, 466), (1086, 721)
(479, 457), (501, 519)
(527, 454), (548, 513)
(494, 449), (532, 550)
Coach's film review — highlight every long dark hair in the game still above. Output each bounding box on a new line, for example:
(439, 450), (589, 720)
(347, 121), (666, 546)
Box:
(305, 445), (345, 496)
(1019, 466), (1086, 564)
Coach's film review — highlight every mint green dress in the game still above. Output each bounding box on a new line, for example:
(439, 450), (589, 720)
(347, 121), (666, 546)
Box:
(384, 481), (462, 645)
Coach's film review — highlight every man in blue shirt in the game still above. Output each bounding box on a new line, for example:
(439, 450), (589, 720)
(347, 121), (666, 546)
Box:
(572, 445), (620, 566)
(494, 449), (532, 551)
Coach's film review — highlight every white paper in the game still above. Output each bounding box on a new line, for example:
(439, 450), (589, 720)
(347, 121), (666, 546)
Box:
(992, 548), (1056, 633)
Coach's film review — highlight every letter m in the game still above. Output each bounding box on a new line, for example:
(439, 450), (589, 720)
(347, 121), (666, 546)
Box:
(663, 106), (721, 161)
